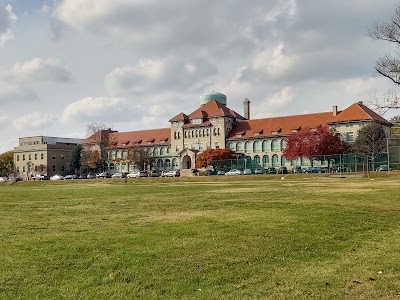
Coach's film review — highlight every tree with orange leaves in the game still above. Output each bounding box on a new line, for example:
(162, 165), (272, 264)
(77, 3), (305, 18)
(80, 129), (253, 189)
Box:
(195, 148), (235, 168)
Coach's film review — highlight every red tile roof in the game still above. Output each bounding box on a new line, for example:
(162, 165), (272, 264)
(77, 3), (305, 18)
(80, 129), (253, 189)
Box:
(109, 128), (171, 147)
(169, 112), (188, 122)
(188, 100), (244, 119)
(227, 102), (391, 140)
(329, 102), (391, 125)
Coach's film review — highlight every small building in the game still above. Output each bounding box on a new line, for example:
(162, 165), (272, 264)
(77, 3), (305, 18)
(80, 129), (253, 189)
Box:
(13, 136), (83, 180)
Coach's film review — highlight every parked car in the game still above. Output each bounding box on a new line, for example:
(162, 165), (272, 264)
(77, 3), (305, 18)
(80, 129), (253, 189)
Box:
(96, 172), (111, 178)
(292, 166), (303, 174)
(378, 165), (389, 171)
(50, 174), (64, 180)
(303, 167), (326, 174)
(111, 172), (123, 178)
(205, 170), (217, 176)
(265, 167), (277, 174)
(217, 170), (226, 175)
(225, 169), (243, 176)
(0, 177), (7, 182)
(64, 174), (77, 180)
(278, 167), (288, 174)
(32, 174), (49, 180)
(163, 170), (180, 177)
(149, 170), (159, 177)
(127, 171), (140, 178)
(243, 169), (252, 175)
(254, 168), (264, 174)
(86, 173), (96, 179)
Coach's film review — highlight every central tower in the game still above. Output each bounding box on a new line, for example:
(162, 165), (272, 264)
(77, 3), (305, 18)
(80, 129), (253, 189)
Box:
(199, 91), (227, 106)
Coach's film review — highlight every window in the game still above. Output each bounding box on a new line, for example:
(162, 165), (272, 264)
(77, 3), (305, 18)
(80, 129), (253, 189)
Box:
(253, 141), (261, 152)
(245, 141), (252, 153)
(272, 154), (279, 167)
(176, 145), (180, 151)
(17, 155), (19, 161)
(271, 140), (280, 151)
(228, 142), (235, 151)
(165, 159), (171, 168)
(215, 142), (219, 149)
(263, 155), (269, 168)
(61, 165), (65, 172)
(35, 154), (37, 160)
(199, 143), (203, 151)
(23, 155), (25, 161)
(29, 154), (31, 160)
(254, 155), (261, 165)
(236, 142), (244, 152)
(281, 140), (287, 149)
(262, 140), (269, 152)
(192, 118), (202, 124)
(61, 154), (65, 159)
(52, 153), (56, 159)
(52, 165), (56, 171)
(206, 142), (211, 149)
(23, 166), (25, 172)
(346, 132), (354, 142)
(41, 153), (44, 160)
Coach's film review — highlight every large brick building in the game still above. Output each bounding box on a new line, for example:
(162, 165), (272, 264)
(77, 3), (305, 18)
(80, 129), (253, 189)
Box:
(88, 92), (391, 174)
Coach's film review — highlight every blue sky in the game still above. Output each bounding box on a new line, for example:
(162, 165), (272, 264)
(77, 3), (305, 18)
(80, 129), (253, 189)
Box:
(0, 0), (398, 152)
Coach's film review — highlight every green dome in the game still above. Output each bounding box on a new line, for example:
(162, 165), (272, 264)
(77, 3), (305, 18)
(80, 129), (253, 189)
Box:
(200, 91), (227, 106)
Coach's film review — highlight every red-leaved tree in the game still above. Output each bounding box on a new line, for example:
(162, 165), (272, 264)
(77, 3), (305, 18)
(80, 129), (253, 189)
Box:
(283, 127), (346, 164)
(196, 148), (235, 168)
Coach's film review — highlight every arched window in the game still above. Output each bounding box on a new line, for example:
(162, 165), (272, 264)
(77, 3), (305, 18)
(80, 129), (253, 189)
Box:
(301, 157), (310, 166)
(115, 150), (120, 158)
(147, 148), (152, 156)
(199, 130), (202, 137)
(160, 147), (166, 156)
(110, 151), (116, 159)
(272, 154), (279, 167)
(153, 148), (160, 156)
(236, 142), (244, 152)
(254, 155), (261, 166)
(245, 141), (252, 153)
(253, 141), (261, 152)
(262, 155), (269, 168)
(122, 151), (128, 159)
(272, 139), (280, 152)
(165, 159), (171, 169)
(281, 139), (287, 150)
(262, 140), (270, 152)
(184, 131), (188, 138)
(281, 156), (286, 166)
(172, 158), (178, 169)
(167, 147), (171, 154)
(228, 142), (235, 151)
(157, 159), (164, 168)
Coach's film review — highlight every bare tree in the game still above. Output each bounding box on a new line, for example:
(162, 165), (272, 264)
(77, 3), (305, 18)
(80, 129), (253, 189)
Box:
(83, 122), (115, 172)
(127, 147), (154, 171)
(368, 5), (400, 112)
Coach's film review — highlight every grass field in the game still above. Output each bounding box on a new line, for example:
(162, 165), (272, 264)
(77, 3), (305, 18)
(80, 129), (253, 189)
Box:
(1, 174), (400, 299)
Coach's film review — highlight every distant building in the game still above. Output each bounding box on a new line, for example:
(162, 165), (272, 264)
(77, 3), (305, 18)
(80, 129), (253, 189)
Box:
(13, 136), (83, 180)
(85, 92), (391, 174)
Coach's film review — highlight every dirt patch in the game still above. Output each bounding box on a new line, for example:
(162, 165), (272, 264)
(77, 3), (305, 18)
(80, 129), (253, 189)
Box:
(143, 211), (210, 223)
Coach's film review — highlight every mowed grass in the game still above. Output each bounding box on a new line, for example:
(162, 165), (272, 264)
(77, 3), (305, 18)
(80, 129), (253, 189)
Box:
(1, 175), (400, 299)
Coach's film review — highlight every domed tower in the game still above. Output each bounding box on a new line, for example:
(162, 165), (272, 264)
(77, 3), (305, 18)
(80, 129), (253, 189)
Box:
(200, 91), (227, 106)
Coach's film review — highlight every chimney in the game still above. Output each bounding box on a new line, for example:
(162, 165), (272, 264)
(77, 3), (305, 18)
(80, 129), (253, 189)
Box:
(333, 105), (338, 117)
(244, 98), (250, 120)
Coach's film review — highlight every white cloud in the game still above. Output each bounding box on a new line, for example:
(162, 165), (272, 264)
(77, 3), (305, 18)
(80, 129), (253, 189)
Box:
(254, 87), (295, 118)
(0, 4), (17, 46)
(62, 96), (130, 122)
(10, 58), (72, 82)
(252, 43), (296, 77)
(12, 112), (57, 130)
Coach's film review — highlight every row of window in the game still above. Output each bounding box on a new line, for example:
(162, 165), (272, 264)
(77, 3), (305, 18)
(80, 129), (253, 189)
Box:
(106, 158), (179, 172)
(108, 147), (172, 159)
(17, 164), (65, 173)
(227, 139), (287, 153)
(174, 126), (224, 140)
(16, 153), (64, 161)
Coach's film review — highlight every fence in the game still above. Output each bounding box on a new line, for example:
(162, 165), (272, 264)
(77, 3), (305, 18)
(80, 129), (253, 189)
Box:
(209, 152), (389, 174)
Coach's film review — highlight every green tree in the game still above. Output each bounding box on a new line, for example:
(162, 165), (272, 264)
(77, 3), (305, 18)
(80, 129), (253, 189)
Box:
(0, 151), (14, 177)
(66, 144), (82, 174)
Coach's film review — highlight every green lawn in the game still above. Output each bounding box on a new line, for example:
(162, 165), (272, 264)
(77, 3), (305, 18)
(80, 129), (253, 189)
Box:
(1, 175), (400, 299)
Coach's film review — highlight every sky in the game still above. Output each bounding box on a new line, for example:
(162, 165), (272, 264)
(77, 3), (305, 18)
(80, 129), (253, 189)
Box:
(0, 0), (399, 152)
